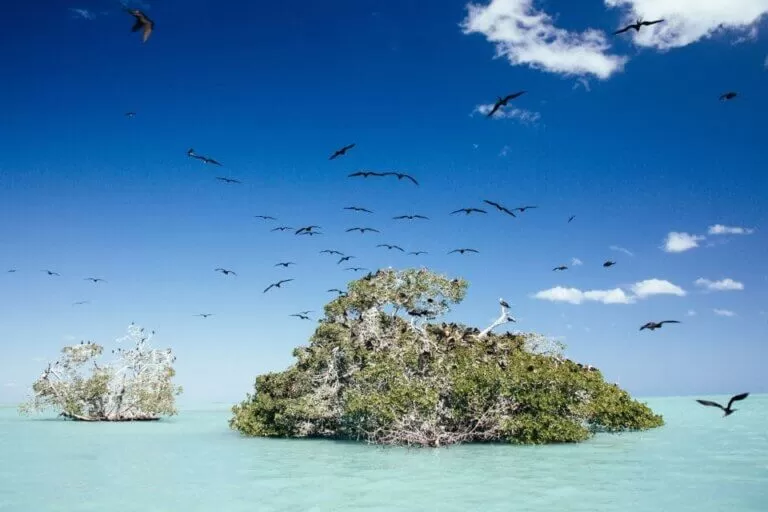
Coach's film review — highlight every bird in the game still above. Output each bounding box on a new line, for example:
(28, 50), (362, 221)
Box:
(187, 148), (222, 166)
(125, 112), (136, 118)
(327, 288), (346, 295)
(7, 269), (17, 273)
(499, 298), (511, 309)
(214, 268), (237, 276)
(377, 244), (405, 252)
(255, 215), (277, 221)
(290, 313), (311, 320)
(696, 393), (749, 417)
(408, 251), (428, 256)
(487, 91), (527, 117)
(639, 320), (680, 331)
(346, 267), (368, 272)
(337, 256), (355, 264)
(194, 313), (214, 318)
(344, 206), (374, 213)
(346, 227), (380, 234)
(124, 8), (154, 43)
(553, 266), (568, 271)
(73, 301), (90, 306)
(84, 277), (107, 283)
(719, 91), (738, 101)
(298, 231), (323, 236)
(329, 144), (356, 160)
(451, 208), (487, 215)
(263, 279), (294, 293)
(271, 226), (293, 232)
(216, 177), (241, 184)
(393, 214), (429, 220)
(382, 172), (418, 185)
(603, 261), (617, 268)
(320, 250), (345, 256)
(513, 205), (538, 213)
(448, 248), (479, 255)
(274, 262), (296, 268)
(295, 226), (321, 235)
(42, 270), (60, 276)
(613, 18), (664, 35)
(483, 200), (517, 217)
(568, 215), (576, 223)
(348, 171), (385, 179)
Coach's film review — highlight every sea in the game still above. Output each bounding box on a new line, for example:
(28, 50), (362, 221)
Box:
(0, 395), (766, 512)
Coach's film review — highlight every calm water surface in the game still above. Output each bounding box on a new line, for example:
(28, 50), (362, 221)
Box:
(1, 396), (766, 511)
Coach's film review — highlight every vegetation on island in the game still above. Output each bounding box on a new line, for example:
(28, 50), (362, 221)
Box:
(230, 268), (663, 446)
(19, 324), (182, 422)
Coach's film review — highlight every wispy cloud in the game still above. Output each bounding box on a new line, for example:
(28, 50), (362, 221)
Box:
(533, 278), (685, 305)
(499, 144), (511, 157)
(714, 309), (736, 317)
(573, 77), (592, 91)
(686, 309), (697, 317)
(571, 257), (583, 266)
(473, 104), (542, 124)
(695, 278), (744, 291)
(4, 382), (17, 388)
(708, 224), (755, 235)
(663, 231), (705, 253)
(604, 0), (768, 50)
(461, 0), (627, 79)
(631, 279), (686, 298)
(69, 8), (96, 20)
(610, 245), (634, 257)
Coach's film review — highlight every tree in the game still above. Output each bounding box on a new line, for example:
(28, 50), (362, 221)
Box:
(19, 324), (182, 421)
(230, 268), (663, 446)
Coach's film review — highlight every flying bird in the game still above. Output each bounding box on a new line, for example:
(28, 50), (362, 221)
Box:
(639, 320), (680, 331)
(84, 277), (106, 283)
(187, 148), (222, 166)
(568, 215), (576, 223)
(274, 262), (296, 268)
(344, 206), (374, 213)
(194, 313), (213, 318)
(483, 200), (516, 217)
(382, 172), (418, 185)
(329, 143), (356, 160)
(552, 266), (568, 271)
(346, 267), (368, 272)
(603, 261), (617, 268)
(295, 226), (321, 235)
(271, 226), (293, 232)
(613, 18), (664, 35)
(451, 208), (487, 215)
(290, 313), (311, 320)
(299, 231), (323, 236)
(346, 227), (380, 234)
(719, 91), (738, 101)
(514, 205), (538, 213)
(73, 301), (90, 306)
(214, 268), (237, 276)
(327, 289), (346, 295)
(448, 248), (479, 255)
(7, 269), (17, 273)
(696, 393), (749, 417)
(337, 256), (355, 264)
(320, 250), (345, 256)
(348, 171), (385, 179)
(393, 214), (429, 220)
(42, 270), (60, 276)
(377, 244), (405, 252)
(255, 215), (277, 221)
(263, 279), (294, 293)
(216, 177), (241, 184)
(408, 251), (428, 256)
(487, 91), (527, 117)
(125, 8), (154, 43)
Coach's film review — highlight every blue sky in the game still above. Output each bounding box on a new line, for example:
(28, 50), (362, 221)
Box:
(1, 0), (767, 404)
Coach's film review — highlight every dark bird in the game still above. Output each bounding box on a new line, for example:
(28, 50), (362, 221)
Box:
(291, 313), (311, 320)
(295, 225), (321, 235)
(393, 214), (429, 220)
(553, 266), (568, 271)
(320, 250), (345, 256)
(408, 251), (428, 256)
(377, 244), (405, 252)
(7, 269), (17, 273)
(187, 148), (222, 166)
(719, 91), (738, 101)
(639, 320), (680, 331)
(448, 248), (479, 255)
(255, 215), (277, 221)
(263, 279), (294, 293)
(299, 231), (323, 236)
(603, 261), (617, 268)
(216, 177), (241, 184)
(274, 262), (296, 268)
(214, 268), (237, 276)
(696, 393), (749, 417)
(125, 112), (136, 118)
(84, 277), (107, 283)
(271, 226), (293, 232)
(568, 215), (576, 223)
(73, 301), (90, 306)
(42, 270), (60, 276)
(499, 298), (511, 309)
(483, 200), (517, 217)
(329, 143), (356, 160)
(125, 8), (154, 43)
(337, 256), (355, 264)
(327, 289), (346, 295)
(344, 206), (374, 213)
(613, 18), (664, 35)
(346, 227), (380, 234)
(382, 172), (418, 185)
(346, 267), (368, 272)
(487, 91), (527, 117)
(514, 205), (538, 213)
(194, 313), (213, 318)
(408, 309), (436, 318)
(451, 208), (487, 215)
(348, 171), (385, 179)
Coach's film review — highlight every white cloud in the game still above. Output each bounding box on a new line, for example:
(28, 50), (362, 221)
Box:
(714, 308), (736, 317)
(461, 0), (628, 79)
(571, 257), (583, 266)
(573, 77), (592, 91)
(663, 231), (705, 252)
(695, 278), (744, 291)
(69, 8), (96, 20)
(686, 309), (697, 316)
(584, 288), (635, 304)
(499, 144), (511, 157)
(605, 0), (768, 50)
(707, 224), (755, 235)
(4, 382), (17, 388)
(631, 278), (686, 298)
(610, 245), (634, 256)
(473, 104), (542, 124)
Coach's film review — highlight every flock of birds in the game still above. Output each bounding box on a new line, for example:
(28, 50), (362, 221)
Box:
(5, 7), (751, 418)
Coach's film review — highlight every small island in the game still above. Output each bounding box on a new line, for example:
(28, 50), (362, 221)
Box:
(19, 324), (182, 422)
(231, 268), (663, 446)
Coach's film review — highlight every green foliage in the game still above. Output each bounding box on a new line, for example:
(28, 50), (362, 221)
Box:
(231, 268), (663, 446)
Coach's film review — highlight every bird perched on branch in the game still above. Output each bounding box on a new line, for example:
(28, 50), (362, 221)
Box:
(125, 8), (154, 43)
(696, 393), (749, 417)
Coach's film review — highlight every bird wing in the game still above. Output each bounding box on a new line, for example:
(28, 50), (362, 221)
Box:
(487, 103), (501, 117)
(131, 18), (144, 32)
(642, 19), (664, 25)
(450, 209), (465, 215)
(393, 246), (404, 251)
(696, 399), (725, 410)
(466, 249), (479, 253)
(263, 284), (274, 293)
(403, 174), (418, 185)
(613, 25), (632, 34)
(348, 172), (363, 177)
(501, 207), (517, 217)
(659, 320), (680, 325)
(448, 250), (459, 254)
(483, 200), (502, 209)
(142, 22), (153, 42)
(369, 228), (380, 232)
(474, 208), (488, 213)
(344, 144), (355, 151)
(280, 279), (294, 284)
(727, 393), (749, 409)
(504, 91), (526, 101)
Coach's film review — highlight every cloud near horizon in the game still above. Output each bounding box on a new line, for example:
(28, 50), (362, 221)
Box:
(695, 278), (744, 291)
(708, 224), (755, 235)
(533, 278), (685, 305)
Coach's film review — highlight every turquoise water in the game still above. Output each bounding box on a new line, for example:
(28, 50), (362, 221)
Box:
(1, 396), (766, 511)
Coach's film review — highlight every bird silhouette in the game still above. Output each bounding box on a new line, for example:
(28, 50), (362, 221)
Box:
(377, 244), (405, 252)
(84, 277), (107, 283)
(344, 206), (373, 213)
(263, 279), (294, 293)
(290, 313), (311, 320)
(499, 298), (511, 309)
(346, 267), (368, 272)
(327, 289), (346, 295)
(255, 215), (277, 221)
(298, 231), (323, 236)
(7, 269), (17, 273)
(42, 270), (60, 276)
(408, 251), (428, 256)
(553, 266), (568, 271)
(329, 144), (356, 160)
(603, 261), (617, 268)
(514, 205), (538, 213)
(568, 215), (576, 223)
(295, 226), (321, 235)
(187, 148), (222, 166)
(216, 177), (241, 184)
(214, 268), (237, 276)
(320, 250), (345, 256)
(448, 248), (479, 255)
(451, 208), (487, 215)
(696, 393), (749, 417)
(393, 214), (429, 220)
(274, 262), (296, 268)
(382, 172), (418, 185)
(487, 91), (526, 117)
(483, 200), (517, 217)
(613, 18), (664, 35)
(719, 91), (738, 101)
(346, 227), (380, 234)
(337, 256), (355, 264)
(271, 226), (293, 232)
(348, 171), (385, 179)
(639, 320), (680, 331)
(125, 8), (154, 43)
(73, 301), (90, 306)
(194, 313), (213, 318)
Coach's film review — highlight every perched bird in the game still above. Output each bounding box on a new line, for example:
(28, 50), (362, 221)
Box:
(320, 250), (345, 256)
(125, 8), (154, 43)
(377, 244), (405, 252)
(337, 256), (355, 264)
(187, 148), (222, 166)
(125, 112), (136, 118)
(84, 277), (107, 283)
(295, 226), (321, 235)
(271, 226), (293, 232)
(639, 320), (680, 331)
(263, 279), (294, 293)
(448, 248), (479, 255)
(719, 91), (738, 101)
(346, 227), (380, 234)
(346, 267), (368, 272)
(568, 215), (576, 223)
(348, 171), (385, 179)
(255, 215), (277, 221)
(393, 214), (429, 220)
(487, 91), (527, 117)
(274, 262), (296, 268)
(499, 298), (511, 309)
(408, 251), (428, 256)
(483, 200), (517, 217)
(514, 205), (538, 213)
(329, 143), (356, 160)
(382, 172), (418, 185)
(613, 18), (664, 35)
(696, 393), (749, 417)
(214, 268), (237, 276)
(451, 208), (487, 215)
(216, 177), (241, 184)
(194, 313), (213, 318)
(344, 206), (373, 213)
(603, 261), (617, 268)
(553, 266), (568, 271)
(291, 313), (311, 320)
(42, 270), (60, 276)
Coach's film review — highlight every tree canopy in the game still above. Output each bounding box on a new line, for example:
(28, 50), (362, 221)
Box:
(19, 324), (182, 422)
(230, 268), (663, 446)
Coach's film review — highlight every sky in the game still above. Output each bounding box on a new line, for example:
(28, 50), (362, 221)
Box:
(1, 0), (767, 405)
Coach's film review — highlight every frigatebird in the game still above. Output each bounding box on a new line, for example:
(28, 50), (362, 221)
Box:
(291, 313), (311, 320)
(553, 266), (568, 271)
(271, 226), (293, 232)
(263, 279), (294, 293)
(719, 92), (738, 101)
(84, 277), (107, 283)
(568, 215), (576, 223)
(344, 206), (373, 213)
(345, 267), (368, 272)
(346, 227), (380, 234)
(320, 250), (345, 256)
(348, 171), (385, 179)
(603, 261), (617, 268)
(613, 18), (664, 35)
(214, 268), (237, 276)
(187, 148), (222, 166)
(393, 214), (429, 220)
(125, 8), (154, 43)
(274, 262), (296, 268)
(295, 226), (321, 235)
(451, 208), (487, 215)
(377, 244), (405, 252)
(696, 393), (749, 417)
(640, 320), (680, 331)
(487, 91), (526, 117)
(329, 144), (355, 160)
(255, 215), (277, 221)
(73, 301), (90, 306)
(483, 200), (516, 217)
(382, 172), (418, 185)
(216, 177), (241, 184)
(337, 256), (355, 264)
(194, 313), (213, 318)
(125, 112), (136, 118)
(448, 248), (479, 255)
(408, 251), (428, 256)
(327, 289), (346, 295)
(514, 205), (538, 213)
(42, 270), (60, 276)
